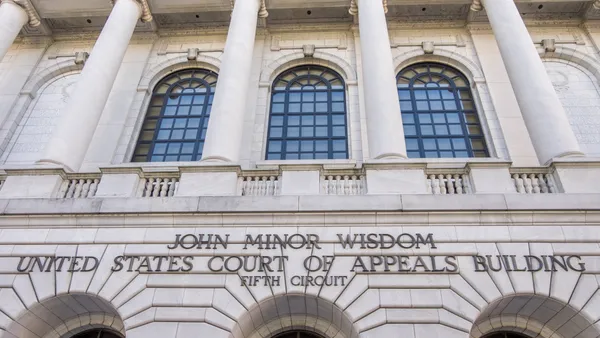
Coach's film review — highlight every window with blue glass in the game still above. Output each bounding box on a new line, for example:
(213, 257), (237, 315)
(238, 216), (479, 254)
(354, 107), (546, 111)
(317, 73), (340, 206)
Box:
(266, 65), (348, 160)
(133, 69), (217, 162)
(397, 63), (488, 158)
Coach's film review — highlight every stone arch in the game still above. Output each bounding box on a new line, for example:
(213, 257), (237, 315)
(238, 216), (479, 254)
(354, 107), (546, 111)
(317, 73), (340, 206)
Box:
(2, 293), (124, 338)
(470, 294), (600, 338)
(539, 46), (600, 84)
(21, 59), (84, 97)
(393, 47), (486, 84)
(260, 51), (357, 85)
(138, 54), (222, 92)
(231, 294), (359, 338)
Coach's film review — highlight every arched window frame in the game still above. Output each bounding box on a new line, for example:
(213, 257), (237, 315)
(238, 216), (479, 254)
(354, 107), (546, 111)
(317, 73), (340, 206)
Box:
(482, 332), (531, 338)
(265, 65), (349, 160)
(397, 62), (489, 159)
(132, 68), (218, 163)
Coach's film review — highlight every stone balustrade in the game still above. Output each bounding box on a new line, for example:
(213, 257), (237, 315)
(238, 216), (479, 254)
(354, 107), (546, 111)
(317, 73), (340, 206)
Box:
(510, 169), (558, 194)
(321, 173), (366, 195)
(425, 172), (472, 195)
(58, 176), (101, 198)
(0, 159), (598, 199)
(238, 173), (280, 196)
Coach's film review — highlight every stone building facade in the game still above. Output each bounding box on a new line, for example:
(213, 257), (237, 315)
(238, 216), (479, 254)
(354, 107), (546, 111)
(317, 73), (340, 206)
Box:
(1, 0), (600, 337)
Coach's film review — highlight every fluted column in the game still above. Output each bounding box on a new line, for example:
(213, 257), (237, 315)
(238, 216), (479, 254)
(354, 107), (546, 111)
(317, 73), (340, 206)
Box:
(38, 0), (143, 171)
(480, 0), (583, 164)
(201, 0), (264, 162)
(354, 0), (407, 159)
(0, 0), (29, 62)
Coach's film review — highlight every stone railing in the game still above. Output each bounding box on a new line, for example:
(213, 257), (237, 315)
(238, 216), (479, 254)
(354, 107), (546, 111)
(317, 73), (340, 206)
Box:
(510, 169), (558, 194)
(425, 171), (472, 195)
(238, 173), (280, 196)
(0, 159), (599, 199)
(136, 176), (179, 197)
(321, 173), (366, 195)
(58, 176), (101, 198)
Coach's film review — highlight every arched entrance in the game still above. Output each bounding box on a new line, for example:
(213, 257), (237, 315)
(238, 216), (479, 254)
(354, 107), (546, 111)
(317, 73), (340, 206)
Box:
(483, 333), (530, 338)
(232, 294), (358, 338)
(72, 329), (123, 338)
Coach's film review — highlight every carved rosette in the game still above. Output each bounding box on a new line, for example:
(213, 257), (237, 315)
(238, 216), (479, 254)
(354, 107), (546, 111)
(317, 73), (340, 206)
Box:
(348, 0), (388, 15)
(109, 0), (153, 22)
(7, 0), (42, 27)
(470, 0), (483, 12)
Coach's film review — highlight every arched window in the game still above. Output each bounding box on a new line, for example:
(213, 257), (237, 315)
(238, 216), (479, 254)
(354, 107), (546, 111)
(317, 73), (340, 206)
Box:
(273, 331), (324, 338)
(397, 62), (488, 158)
(483, 333), (531, 338)
(133, 69), (217, 162)
(72, 329), (122, 338)
(266, 65), (348, 160)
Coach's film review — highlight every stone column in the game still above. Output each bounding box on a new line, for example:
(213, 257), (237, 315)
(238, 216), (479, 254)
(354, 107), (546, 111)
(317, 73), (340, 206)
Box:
(480, 0), (583, 164)
(355, 0), (407, 159)
(201, 0), (263, 162)
(0, 0), (29, 62)
(38, 0), (142, 171)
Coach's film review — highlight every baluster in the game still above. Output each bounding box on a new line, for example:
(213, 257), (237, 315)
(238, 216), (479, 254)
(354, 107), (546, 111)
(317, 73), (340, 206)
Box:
(267, 176), (275, 195)
(547, 174), (557, 193)
(58, 180), (70, 198)
(438, 174), (446, 194)
(522, 174), (532, 194)
(446, 174), (455, 194)
(263, 177), (269, 196)
(513, 174), (524, 193)
(326, 176), (333, 195)
(351, 175), (358, 195)
(87, 179), (98, 197)
(343, 175), (350, 195)
(538, 174), (549, 193)
(169, 178), (178, 196)
(454, 174), (463, 194)
(81, 179), (91, 198)
(337, 176), (344, 195)
(431, 175), (441, 194)
(73, 179), (84, 198)
(425, 175), (433, 194)
(145, 178), (154, 197)
(530, 174), (540, 194)
(274, 177), (280, 195)
(160, 178), (169, 197)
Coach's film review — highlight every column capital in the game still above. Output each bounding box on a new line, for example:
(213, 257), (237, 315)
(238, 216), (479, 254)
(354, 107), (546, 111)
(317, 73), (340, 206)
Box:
(109, 0), (153, 22)
(2, 0), (41, 27)
(230, 0), (268, 18)
(595, 0), (600, 10)
(349, 0), (388, 15)
(470, 0), (483, 11)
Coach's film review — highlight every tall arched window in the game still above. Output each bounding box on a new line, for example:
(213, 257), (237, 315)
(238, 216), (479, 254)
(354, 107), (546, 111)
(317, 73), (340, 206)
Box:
(133, 69), (217, 162)
(266, 65), (348, 160)
(397, 62), (488, 158)
(273, 331), (324, 338)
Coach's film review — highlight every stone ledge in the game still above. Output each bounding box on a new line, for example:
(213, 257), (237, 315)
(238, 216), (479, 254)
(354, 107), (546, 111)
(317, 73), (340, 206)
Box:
(0, 194), (599, 215)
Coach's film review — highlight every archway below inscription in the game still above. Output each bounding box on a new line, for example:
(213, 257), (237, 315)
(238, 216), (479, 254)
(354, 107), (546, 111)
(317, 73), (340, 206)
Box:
(231, 294), (358, 338)
(471, 294), (600, 338)
(3, 293), (124, 338)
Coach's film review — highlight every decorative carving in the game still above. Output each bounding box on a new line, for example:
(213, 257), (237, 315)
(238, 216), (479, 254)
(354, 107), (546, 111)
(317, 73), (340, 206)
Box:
(109, 0), (153, 22)
(259, 0), (268, 18)
(187, 48), (199, 61)
(11, 0), (41, 27)
(470, 0), (483, 12)
(348, 0), (387, 15)
(47, 51), (90, 65)
(302, 45), (316, 58)
(542, 39), (556, 53)
(421, 41), (435, 54)
(271, 32), (348, 51)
